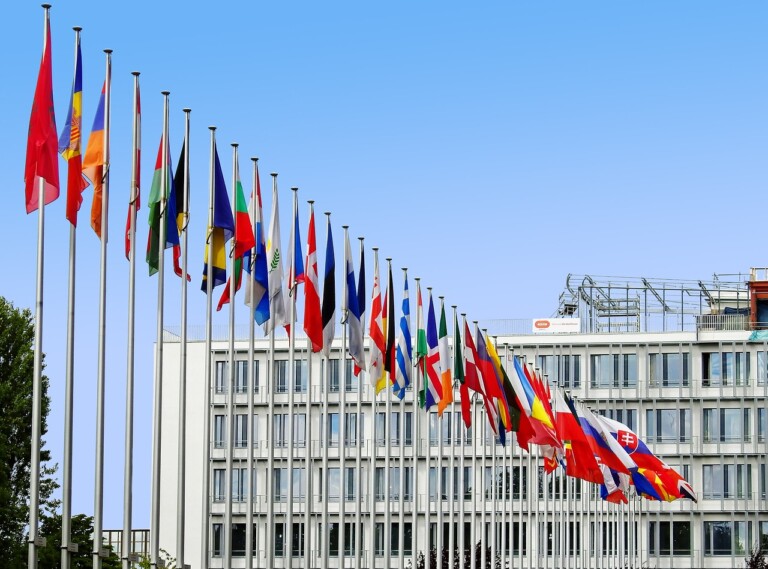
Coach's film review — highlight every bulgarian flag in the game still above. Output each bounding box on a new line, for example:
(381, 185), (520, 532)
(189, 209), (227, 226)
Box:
(217, 158), (255, 310)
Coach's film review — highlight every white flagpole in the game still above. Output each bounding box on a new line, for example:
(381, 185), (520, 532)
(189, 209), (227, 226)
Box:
(223, 143), (239, 569)
(303, 200), (314, 569)
(384, 259), (393, 569)
(200, 126), (217, 567)
(93, 49), (112, 569)
(61, 26), (81, 569)
(149, 88), (167, 569)
(175, 106), (191, 569)
(398, 269), (408, 569)
(354, 238), (364, 569)
(369, 248), (380, 569)
(322, 343), (330, 569)
(411, 298), (419, 569)
(448, 305), (457, 569)
(458, 314), (468, 568)
(340, 226), (350, 568)
(121, 69), (141, 569)
(286, 186), (299, 569)
(245, 157), (259, 569)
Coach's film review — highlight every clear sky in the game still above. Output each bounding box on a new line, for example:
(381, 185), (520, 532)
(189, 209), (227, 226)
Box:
(4, 0), (767, 530)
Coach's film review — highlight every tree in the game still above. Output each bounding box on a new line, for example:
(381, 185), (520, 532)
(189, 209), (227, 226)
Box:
(0, 297), (57, 564)
(138, 549), (176, 569)
(416, 542), (502, 568)
(37, 513), (120, 569)
(745, 544), (768, 569)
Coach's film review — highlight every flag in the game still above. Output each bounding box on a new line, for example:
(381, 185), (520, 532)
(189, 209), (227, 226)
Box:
(367, 251), (386, 393)
(320, 216), (336, 357)
(288, 196), (305, 288)
(171, 141), (190, 280)
(124, 78), (141, 259)
(354, 244), (366, 376)
(345, 232), (365, 373)
(383, 262), (397, 388)
(455, 314), (471, 428)
(83, 82), (107, 238)
(436, 299), (453, 416)
(303, 205), (323, 351)
(201, 142), (234, 290)
(264, 180), (287, 333)
(475, 328), (509, 432)
(59, 33), (87, 226)
(146, 135), (177, 275)
(243, 162), (269, 325)
(217, 156), (255, 310)
(24, 11), (59, 214)
(424, 291), (442, 410)
(415, 282), (428, 407)
(509, 355), (561, 448)
(394, 273), (412, 400)
(554, 390), (603, 485)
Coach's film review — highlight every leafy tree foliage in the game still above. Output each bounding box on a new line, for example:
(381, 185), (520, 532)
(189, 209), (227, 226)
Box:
(37, 513), (120, 569)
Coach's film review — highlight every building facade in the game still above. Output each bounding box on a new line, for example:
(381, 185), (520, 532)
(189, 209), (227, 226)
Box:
(157, 273), (768, 569)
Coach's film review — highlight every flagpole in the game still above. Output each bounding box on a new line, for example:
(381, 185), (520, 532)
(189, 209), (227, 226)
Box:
(149, 89), (168, 569)
(425, 288), (433, 569)
(411, 298), (420, 569)
(398, 268), (408, 569)
(321, 210), (332, 569)
(448, 305), (457, 569)
(201, 126), (217, 567)
(340, 226), (351, 568)
(92, 48), (112, 569)
(436, 295), (445, 569)
(369, 248), (381, 569)
(304, 200), (315, 569)
(384, 258), (393, 569)
(286, 186), (299, 569)
(121, 70), (140, 569)
(60, 26), (81, 569)
(459, 313), (468, 568)
(223, 143), (239, 569)
(245, 157), (259, 569)
(175, 106), (191, 569)
(354, 238), (365, 569)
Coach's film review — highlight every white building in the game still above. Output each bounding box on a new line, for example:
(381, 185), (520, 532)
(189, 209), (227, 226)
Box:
(157, 271), (768, 568)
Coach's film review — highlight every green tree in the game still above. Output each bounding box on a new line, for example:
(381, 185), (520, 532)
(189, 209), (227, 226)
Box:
(37, 513), (120, 569)
(0, 297), (57, 564)
(138, 549), (176, 569)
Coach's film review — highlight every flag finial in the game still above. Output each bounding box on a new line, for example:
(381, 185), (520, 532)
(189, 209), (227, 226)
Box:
(42, 3), (51, 9)
(73, 25), (82, 31)
(183, 107), (191, 113)
(208, 126), (216, 132)
(231, 143), (238, 148)
(132, 71), (140, 76)
(291, 186), (298, 192)
(104, 48), (113, 54)
(251, 157), (258, 163)
(342, 225), (349, 229)
(308, 199), (314, 205)
(271, 172), (278, 178)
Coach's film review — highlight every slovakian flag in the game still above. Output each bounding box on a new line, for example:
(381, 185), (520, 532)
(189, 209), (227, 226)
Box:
(124, 77), (141, 259)
(264, 179), (288, 333)
(424, 290), (442, 411)
(201, 141), (234, 291)
(24, 9), (59, 214)
(436, 298), (454, 416)
(320, 215), (336, 357)
(217, 155), (255, 310)
(83, 81), (107, 239)
(394, 272), (412, 400)
(243, 161), (270, 325)
(345, 232), (365, 374)
(58, 32), (87, 226)
(368, 250), (386, 393)
(303, 204), (323, 351)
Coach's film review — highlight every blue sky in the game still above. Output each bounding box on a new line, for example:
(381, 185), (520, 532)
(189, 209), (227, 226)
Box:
(4, 1), (767, 529)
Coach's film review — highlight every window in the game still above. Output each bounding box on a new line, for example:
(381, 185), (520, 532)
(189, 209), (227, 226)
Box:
(293, 467), (306, 500)
(703, 351), (750, 386)
(537, 354), (581, 388)
(328, 467), (340, 502)
(513, 465), (527, 500)
(512, 521), (527, 555)
(215, 361), (227, 393)
(649, 353), (689, 387)
(375, 412), (386, 446)
(605, 408), (638, 432)
(294, 413), (306, 447)
(404, 466), (414, 501)
(214, 415), (226, 447)
(759, 352), (768, 385)
(590, 354), (637, 387)
(761, 464), (767, 500)
(704, 521), (750, 556)
(275, 360), (288, 393)
(252, 359), (260, 392)
(213, 468), (225, 501)
(327, 359), (340, 393)
(234, 414), (248, 448)
(391, 411), (401, 445)
(405, 412), (413, 446)
(273, 414), (287, 448)
(344, 467), (355, 501)
(391, 522), (400, 555)
(274, 522), (285, 557)
(328, 522), (339, 557)
(759, 408), (766, 442)
(441, 412), (452, 445)
(273, 468), (288, 502)
(375, 467), (385, 501)
(345, 412), (359, 446)
(291, 523), (304, 557)
(235, 360), (248, 393)
(294, 359), (307, 393)
(390, 467), (400, 501)
(703, 408), (751, 442)
(429, 467), (437, 500)
(703, 464), (751, 499)
(212, 523), (223, 556)
(429, 412), (439, 445)
(345, 359), (356, 392)
(441, 467), (449, 500)
(761, 521), (768, 551)
(344, 523), (356, 556)
(327, 413), (339, 447)
(404, 522), (413, 556)
(463, 466), (473, 499)
(646, 409), (690, 443)
(375, 522), (384, 556)
(232, 467), (247, 502)
(252, 413), (259, 447)
(232, 523), (246, 557)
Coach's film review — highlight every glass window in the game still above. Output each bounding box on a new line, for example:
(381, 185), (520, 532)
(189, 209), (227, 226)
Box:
(327, 359), (340, 393)
(605, 408), (638, 432)
(235, 414), (248, 448)
(293, 413), (306, 447)
(328, 467), (340, 502)
(273, 414), (287, 448)
(404, 412), (413, 446)
(232, 467), (247, 502)
(429, 412), (439, 445)
(645, 409), (690, 442)
(375, 412), (386, 446)
(252, 413), (259, 447)
(235, 360), (248, 393)
(213, 468), (225, 502)
(273, 468), (287, 502)
(758, 352), (768, 385)
(429, 466), (437, 500)
(274, 360), (288, 393)
(293, 467), (306, 500)
(274, 522), (285, 557)
(215, 361), (227, 393)
(703, 351), (751, 386)
(537, 354), (581, 388)
(212, 523), (223, 556)
(329, 522), (339, 557)
(704, 521), (750, 556)
(294, 359), (307, 393)
(463, 466), (473, 499)
(649, 521), (691, 556)
(759, 408), (766, 442)
(327, 413), (339, 447)
(291, 523), (304, 558)
(761, 521), (768, 551)
(441, 412), (452, 445)
(345, 467), (355, 501)
(344, 412), (358, 446)
(649, 353), (689, 387)
(375, 522), (384, 556)
(404, 466), (414, 501)
(252, 359), (260, 392)
(345, 359), (356, 392)
(590, 354), (637, 387)
(513, 465), (527, 500)
(703, 408), (751, 442)
(390, 467), (400, 501)
(232, 523), (246, 557)
(214, 415), (226, 447)
(391, 522), (400, 555)
(703, 464), (751, 499)
(391, 411), (401, 445)
(375, 467), (385, 501)
(344, 523), (356, 556)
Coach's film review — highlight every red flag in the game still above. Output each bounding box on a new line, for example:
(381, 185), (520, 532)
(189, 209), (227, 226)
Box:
(303, 205), (323, 352)
(24, 12), (59, 213)
(125, 79), (141, 259)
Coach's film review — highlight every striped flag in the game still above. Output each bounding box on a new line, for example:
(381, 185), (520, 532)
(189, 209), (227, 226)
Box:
(383, 262), (396, 388)
(367, 251), (386, 393)
(320, 216), (336, 357)
(264, 180), (287, 333)
(303, 204), (323, 351)
(146, 135), (176, 275)
(424, 290), (442, 410)
(394, 273), (412, 399)
(124, 78), (141, 259)
(201, 142), (234, 291)
(83, 81), (107, 239)
(436, 298), (453, 416)
(354, 243), (366, 376)
(58, 32), (87, 226)
(345, 232), (365, 373)
(415, 281), (428, 407)
(243, 162), (270, 324)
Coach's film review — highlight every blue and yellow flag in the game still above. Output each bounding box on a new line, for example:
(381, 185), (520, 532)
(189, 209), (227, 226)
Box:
(201, 142), (234, 291)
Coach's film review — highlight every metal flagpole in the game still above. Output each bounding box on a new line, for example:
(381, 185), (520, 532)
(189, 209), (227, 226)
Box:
(322, 344), (330, 569)
(303, 200), (315, 569)
(122, 70), (141, 569)
(286, 187), (299, 569)
(61, 26), (81, 569)
(384, 260), (393, 569)
(448, 305), (457, 569)
(339, 227), (350, 568)
(175, 107), (191, 569)
(411, 300), (419, 569)
(149, 88), (167, 569)
(201, 126), (217, 568)
(354, 238), (364, 569)
(459, 314), (468, 569)
(472, 321), (481, 569)
(437, 296), (444, 569)
(93, 49), (112, 569)
(245, 157), (259, 569)
(223, 143), (239, 569)
(369, 250), (378, 569)
(398, 271), (408, 569)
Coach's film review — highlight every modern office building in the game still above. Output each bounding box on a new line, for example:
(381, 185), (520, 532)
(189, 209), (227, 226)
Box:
(157, 270), (768, 569)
